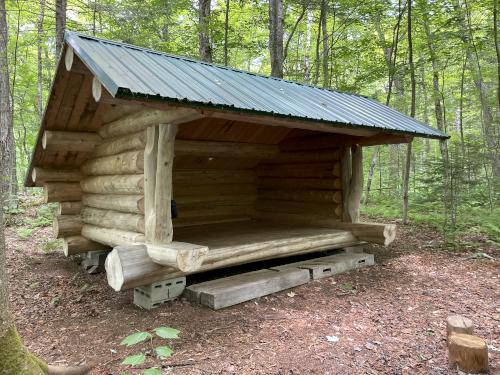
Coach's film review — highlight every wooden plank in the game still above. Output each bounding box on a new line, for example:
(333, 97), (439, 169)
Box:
(258, 177), (341, 191)
(187, 268), (311, 309)
(270, 252), (374, 279)
(257, 162), (340, 178)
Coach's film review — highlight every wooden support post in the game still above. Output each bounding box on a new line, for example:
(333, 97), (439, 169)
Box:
(341, 145), (363, 223)
(144, 124), (208, 271)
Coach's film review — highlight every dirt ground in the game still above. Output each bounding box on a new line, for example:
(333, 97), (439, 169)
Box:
(5, 212), (499, 374)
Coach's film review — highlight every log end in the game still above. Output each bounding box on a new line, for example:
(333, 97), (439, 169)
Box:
(105, 248), (126, 292)
(447, 315), (474, 338)
(383, 224), (397, 246)
(448, 333), (488, 373)
(146, 242), (209, 272)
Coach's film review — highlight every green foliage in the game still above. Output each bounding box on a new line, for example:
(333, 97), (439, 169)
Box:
(42, 239), (62, 253)
(119, 327), (179, 372)
(120, 332), (152, 347)
(121, 353), (145, 366)
(16, 227), (33, 240)
(22, 204), (56, 229)
(154, 327), (180, 339)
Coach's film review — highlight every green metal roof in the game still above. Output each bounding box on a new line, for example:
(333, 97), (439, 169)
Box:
(66, 31), (448, 139)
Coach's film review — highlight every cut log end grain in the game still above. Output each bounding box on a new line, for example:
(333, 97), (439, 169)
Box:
(447, 315), (474, 338)
(146, 242), (209, 272)
(448, 333), (488, 374)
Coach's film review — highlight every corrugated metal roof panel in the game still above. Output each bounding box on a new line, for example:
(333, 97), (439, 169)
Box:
(66, 31), (448, 139)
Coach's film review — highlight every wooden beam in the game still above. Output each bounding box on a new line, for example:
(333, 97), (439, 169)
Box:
(258, 177), (341, 191)
(81, 207), (145, 233)
(58, 201), (82, 215)
(82, 194), (144, 214)
(53, 215), (82, 238)
(44, 182), (82, 203)
(80, 175), (144, 194)
(95, 130), (146, 157)
(92, 76), (102, 102)
(259, 189), (341, 203)
(65, 47), (89, 74)
(63, 235), (110, 256)
(98, 108), (202, 139)
(341, 145), (363, 222)
(329, 222), (396, 246)
(81, 150), (144, 176)
(32, 168), (82, 185)
(146, 242), (209, 272)
(42, 130), (101, 152)
(81, 225), (145, 247)
(257, 162), (340, 178)
(176, 140), (279, 159)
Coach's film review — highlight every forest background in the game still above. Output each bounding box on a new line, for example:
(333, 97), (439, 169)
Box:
(1, 0), (499, 247)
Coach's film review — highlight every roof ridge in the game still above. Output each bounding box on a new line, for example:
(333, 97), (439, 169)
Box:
(65, 30), (369, 99)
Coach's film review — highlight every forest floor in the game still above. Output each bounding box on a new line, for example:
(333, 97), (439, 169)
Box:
(5, 207), (499, 375)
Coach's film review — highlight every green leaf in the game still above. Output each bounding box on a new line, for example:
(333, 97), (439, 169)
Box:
(154, 327), (179, 339)
(121, 353), (145, 366)
(155, 345), (173, 359)
(144, 368), (163, 375)
(120, 331), (152, 346)
(120, 372), (133, 375)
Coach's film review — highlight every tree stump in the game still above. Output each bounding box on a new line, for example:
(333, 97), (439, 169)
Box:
(448, 333), (488, 373)
(447, 315), (474, 338)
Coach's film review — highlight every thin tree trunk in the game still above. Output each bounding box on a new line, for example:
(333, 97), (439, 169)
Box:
(314, 3), (324, 84)
(304, 10), (312, 83)
(284, 4), (307, 62)
(37, 0), (46, 120)
(55, 0), (66, 57)
(494, 0), (500, 111)
(198, 0), (212, 63)
(269, 0), (284, 78)
(223, 0), (230, 66)
(402, 0), (416, 225)
(321, 1), (329, 87)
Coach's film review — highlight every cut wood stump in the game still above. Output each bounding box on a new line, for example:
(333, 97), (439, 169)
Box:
(448, 333), (489, 373)
(447, 315), (474, 338)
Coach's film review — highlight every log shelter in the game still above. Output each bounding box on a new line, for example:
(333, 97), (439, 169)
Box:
(26, 32), (448, 291)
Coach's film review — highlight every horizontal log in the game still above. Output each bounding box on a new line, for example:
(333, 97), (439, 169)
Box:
(173, 183), (256, 198)
(146, 242), (209, 272)
(98, 108), (202, 139)
(268, 149), (340, 164)
(63, 235), (110, 256)
(256, 199), (341, 218)
(81, 225), (145, 247)
(53, 215), (82, 238)
(42, 130), (101, 152)
(176, 194), (256, 208)
(176, 140), (279, 159)
(58, 201), (82, 215)
(173, 216), (251, 228)
(32, 168), (82, 185)
(44, 182), (82, 203)
(174, 155), (260, 170)
(329, 222), (396, 246)
(257, 162), (340, 178)
(80, 175), (144, 194)
(173, 170), (256, 185)
(82, 194), (144, 214)
(258, 177), (341, 191)
(81, 150), (144, 176)
(95, 131), (146, 157)
(258, 189), (341, 204)
(175, 205), (256, 220)
(105, 231), (360, 291)
(81, 207), (145, 233)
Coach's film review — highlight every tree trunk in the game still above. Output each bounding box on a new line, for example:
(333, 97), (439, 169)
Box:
(37, 0), (46, 120)
(269, 0), (284, 78)
(402, 0), (416, 225)
(304, 10), (312, 83)
(55, 0), (66, 58)
(321, 1), (329, 87)
(494, 0), (500, 112)
(223, 0), (230, 66)
(198, 0), (212, 63)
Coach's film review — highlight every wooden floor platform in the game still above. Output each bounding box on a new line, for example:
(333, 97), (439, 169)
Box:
(185, 251), (374, 309)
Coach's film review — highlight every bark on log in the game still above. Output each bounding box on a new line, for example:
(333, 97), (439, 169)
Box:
(63, 235), (110, 256)
(105, 230), (359, 291)
(98, 108), (201, 139)
(53, 215), (82, 238)
(81, 225), (145, 247)
(448, 333), (488, 373)
(80, 175), (144, 194)
(42, 130), (101, 152)
(44, 182), (82, 203)
(81, 207), (145, 233)
(447, 315), (474, 338)
(81, 150), (144, 175)
(95, 130), (146, 157)
(82, 194), (144, 214)
(58, 201), (82, 215)
(32, 168), (82, 185)
(146, 242), (209, 272)
(331, 222), (396, 246)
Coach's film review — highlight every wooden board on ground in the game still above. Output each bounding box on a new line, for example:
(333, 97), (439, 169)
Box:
(270, 252), (374, 280)
(185, 268), (310, 310)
